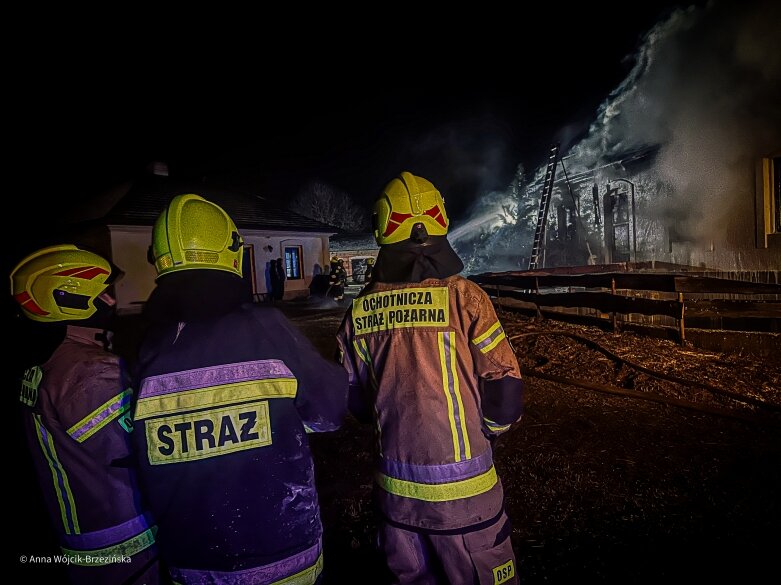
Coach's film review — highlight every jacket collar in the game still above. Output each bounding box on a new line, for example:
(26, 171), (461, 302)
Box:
(65, 325), (108, 348)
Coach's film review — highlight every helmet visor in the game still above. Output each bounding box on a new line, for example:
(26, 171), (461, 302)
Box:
(53, 289), (90, 310)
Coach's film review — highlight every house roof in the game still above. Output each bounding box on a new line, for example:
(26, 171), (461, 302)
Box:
(105, 175), (339, 234)
(329, 232), (379, 252)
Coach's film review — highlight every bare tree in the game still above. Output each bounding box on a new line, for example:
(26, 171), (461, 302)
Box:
(290, 180), (368, 232)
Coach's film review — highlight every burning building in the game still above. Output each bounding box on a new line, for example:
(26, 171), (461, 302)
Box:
(451, 0), (780, 274)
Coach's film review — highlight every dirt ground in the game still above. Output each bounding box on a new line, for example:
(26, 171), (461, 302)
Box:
(11, 295), (780, 584)
(279, 296), (781, 585)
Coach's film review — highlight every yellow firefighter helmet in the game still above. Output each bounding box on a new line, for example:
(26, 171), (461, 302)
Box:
(10, 245), (113, 323)
(373, 172), (450, 245)
(151, 194), (243, 279)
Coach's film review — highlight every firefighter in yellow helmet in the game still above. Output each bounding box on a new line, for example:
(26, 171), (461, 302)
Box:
(363, 256), (375, 285)
(329, 255), (347, 302)
(136, 194), (347, 584)
(10, 245), (160, 585)
(337, 172), (524, 584)
(149, 193), (244, 279)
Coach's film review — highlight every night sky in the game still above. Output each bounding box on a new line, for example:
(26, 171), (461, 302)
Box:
(10, 2), (691, 236)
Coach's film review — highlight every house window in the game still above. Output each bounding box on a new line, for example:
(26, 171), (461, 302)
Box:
(614, 224), (630, 257)
(284, 246), (303, 279)
(614, 192), (629, 224)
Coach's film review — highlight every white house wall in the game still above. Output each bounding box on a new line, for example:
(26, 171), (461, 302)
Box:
(244, 231), (330, 298)
(109, 226), (331, 310)
(109, 225), (157, 313)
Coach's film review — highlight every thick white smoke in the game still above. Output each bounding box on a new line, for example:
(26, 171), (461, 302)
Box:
(453, 0), (781, 271)
(573, 0), (780, 244)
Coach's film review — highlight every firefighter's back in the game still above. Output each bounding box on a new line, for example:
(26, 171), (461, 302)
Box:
(134, 306), (323, 574)
(349, 275), (507, 531)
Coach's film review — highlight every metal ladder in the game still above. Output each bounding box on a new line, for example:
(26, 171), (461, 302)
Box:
(528, 143), (560, 270)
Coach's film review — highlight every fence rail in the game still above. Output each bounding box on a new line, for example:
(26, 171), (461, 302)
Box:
(474, 272), (781, 295)
(470, 268), (781, 343)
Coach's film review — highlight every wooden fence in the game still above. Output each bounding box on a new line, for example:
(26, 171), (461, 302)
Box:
(470, 268), (781, 343)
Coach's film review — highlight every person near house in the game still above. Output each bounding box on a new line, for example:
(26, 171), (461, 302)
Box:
(337, 172), (524, 584)
(268, 260), (280, 302)
(10, 244), (160, 585)
(274, 257), (287, 301)
(364, 256), (375, 284)
(137, 194), (348, 584)
(337, 258), (348, 291)
(329, 256), (346, 302)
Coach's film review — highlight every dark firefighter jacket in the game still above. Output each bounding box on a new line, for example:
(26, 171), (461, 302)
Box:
(337, 275), (524, 532)
(329, 265), (347, 286)
(133, 279), (347, 584)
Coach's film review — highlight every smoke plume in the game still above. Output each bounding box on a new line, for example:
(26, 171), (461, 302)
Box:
(452, 0), (781, 271)
(572, 0), (780, 244)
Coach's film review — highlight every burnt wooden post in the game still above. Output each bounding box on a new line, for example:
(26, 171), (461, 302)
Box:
(678, 292), (686, 344)
(611, 277), (619, 332)
(535, 277), (542, 320)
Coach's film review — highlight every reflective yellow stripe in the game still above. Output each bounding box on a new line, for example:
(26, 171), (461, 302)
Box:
(472, 321), (502, 346)
(67, 389), (132, 442)
(480, 330), (506, 354)
(438, 332), (461, 461)
(272, 552), (324, 585)
(374, 402), (383, 458)
(135, 378), (297, 420)
(484, 418), (512, 433)
(360, 339), (379, 389)
(354, 339), (378, 387)
(356, 339), (383, 456)
(376, 466), (498, 502)
(34, 414), (79, 534)
(449, 334), (471, 459)
(172, 553), (322, 585)
(353, 339), (369, 365)
(62, 527), (157, 566)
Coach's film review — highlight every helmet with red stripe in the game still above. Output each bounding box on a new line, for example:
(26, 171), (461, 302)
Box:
(10, 245), (114, 323)
(372, 172), (449, 245)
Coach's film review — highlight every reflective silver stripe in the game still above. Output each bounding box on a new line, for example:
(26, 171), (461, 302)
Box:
(473, 322), (506, 354)
(380, 449), (493, 483)
(67, 389), (132, 442)
(140, 360), (295, 399)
